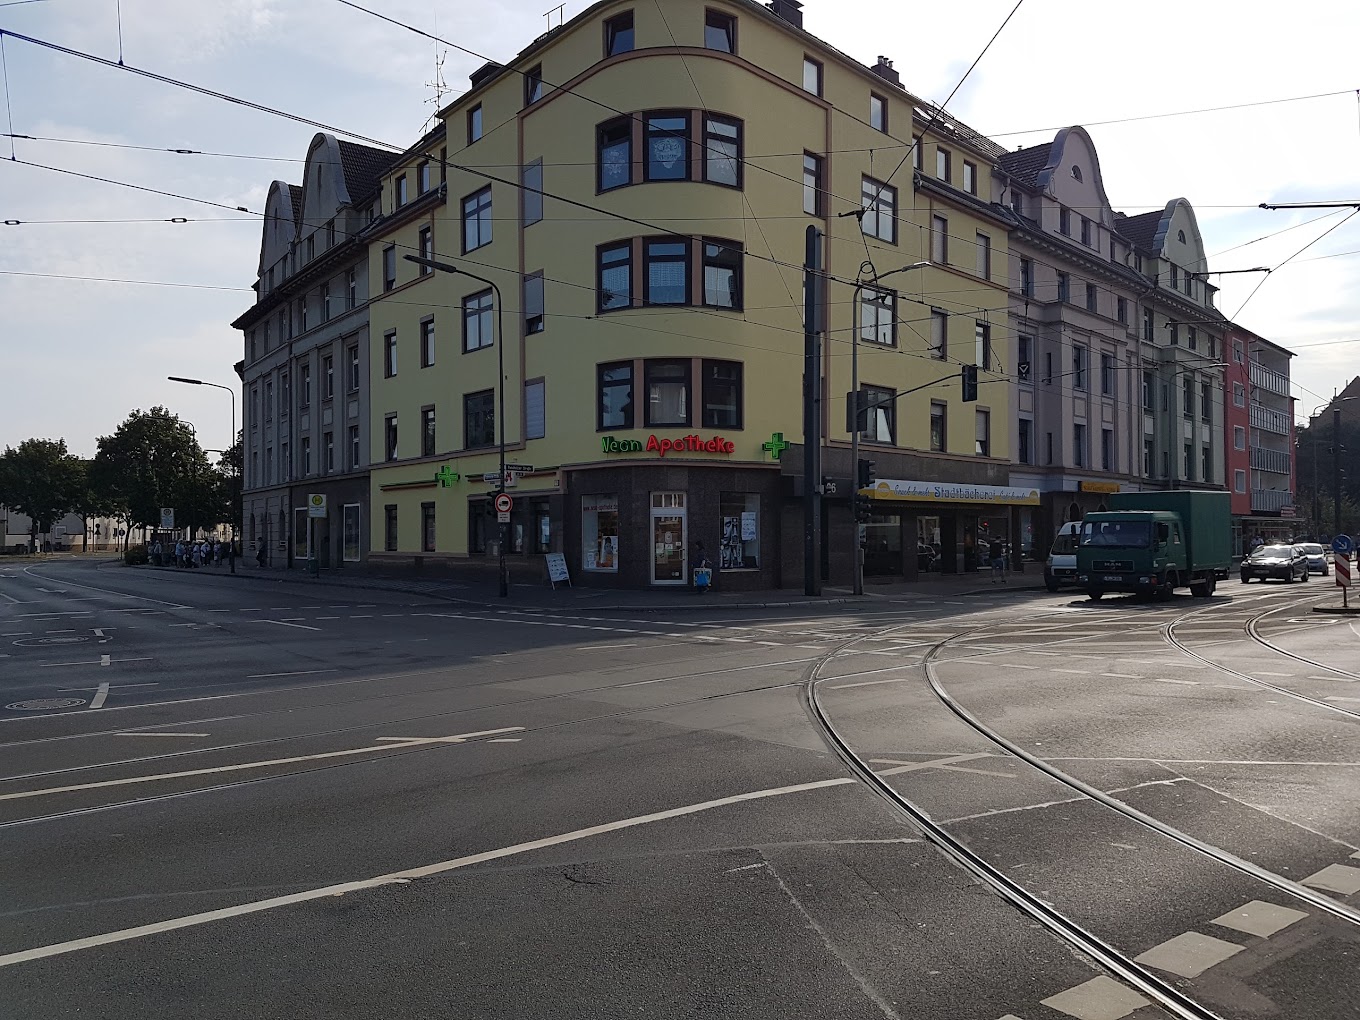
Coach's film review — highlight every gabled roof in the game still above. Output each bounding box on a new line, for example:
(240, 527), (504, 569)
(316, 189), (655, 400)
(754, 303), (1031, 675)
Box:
(286, 184), (303, 223)
(998, 142), (1054, 188)
(1114, 210), (1162, 252)
(337, 140), (395, 205)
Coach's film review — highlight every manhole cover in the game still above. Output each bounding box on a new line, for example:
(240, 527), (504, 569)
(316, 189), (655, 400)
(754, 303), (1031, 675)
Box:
(5, 698), (86, 711)
(13, 636), (87, 647)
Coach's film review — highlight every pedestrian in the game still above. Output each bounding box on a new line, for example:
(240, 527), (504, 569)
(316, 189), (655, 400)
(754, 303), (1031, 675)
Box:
(989, 537), (1007, 583)
(691, 541), (712, 594)
(174, 540), (184, 567)
(256, 542), (267, 569)
(213, 540), (222, 565)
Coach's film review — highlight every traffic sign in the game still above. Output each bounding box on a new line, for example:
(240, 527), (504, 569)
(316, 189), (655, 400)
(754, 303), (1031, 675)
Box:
(1333, 534), (1354, 556)
(159, 507), (175, 529)
(494, 493), (513, 514)
(307, 493), (327, 519)
(1336, 553), (1352, 589)
(504, 463), (534, 473)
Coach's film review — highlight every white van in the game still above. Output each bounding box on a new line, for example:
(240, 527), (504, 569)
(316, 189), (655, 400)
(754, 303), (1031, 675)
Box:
(1045, 522), (1081, 592)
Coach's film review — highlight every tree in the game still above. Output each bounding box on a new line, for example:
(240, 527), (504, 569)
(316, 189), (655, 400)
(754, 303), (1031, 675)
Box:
(92, 407), (214, 540)
(1295, 417), (1360, 536)
(0, 439), (86, 550)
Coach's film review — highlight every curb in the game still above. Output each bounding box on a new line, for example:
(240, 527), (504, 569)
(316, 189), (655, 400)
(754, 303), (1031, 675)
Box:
(1311, 605), (1360, 615)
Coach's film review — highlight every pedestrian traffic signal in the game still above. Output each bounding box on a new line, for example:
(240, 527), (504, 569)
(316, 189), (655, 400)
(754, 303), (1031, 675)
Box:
(961, 364), (978, 402)
(857, 458), (876, 490)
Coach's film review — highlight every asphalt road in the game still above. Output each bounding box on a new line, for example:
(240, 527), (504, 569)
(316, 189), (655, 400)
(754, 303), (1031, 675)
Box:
(1, 559), (1357, 1019)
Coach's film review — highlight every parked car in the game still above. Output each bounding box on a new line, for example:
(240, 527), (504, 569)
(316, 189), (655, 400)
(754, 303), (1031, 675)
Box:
(1044, 522), (1081, 592)
(1298, 542), (1330, 576)
(1240, 544), (1310, 583)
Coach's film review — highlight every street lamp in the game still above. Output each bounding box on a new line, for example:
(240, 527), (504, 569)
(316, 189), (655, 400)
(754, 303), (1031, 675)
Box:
(168, 376), (238, 574)
(849, 260), (930, 595)
(404, 254), (509, 598)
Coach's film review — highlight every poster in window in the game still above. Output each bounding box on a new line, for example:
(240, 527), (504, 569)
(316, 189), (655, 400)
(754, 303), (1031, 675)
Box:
(740, 512), (757, 542)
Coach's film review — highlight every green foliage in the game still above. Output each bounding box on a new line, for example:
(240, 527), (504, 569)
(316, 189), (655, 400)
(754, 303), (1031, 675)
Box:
(0, 438), (87, 537)
(124, 544), (149, 565)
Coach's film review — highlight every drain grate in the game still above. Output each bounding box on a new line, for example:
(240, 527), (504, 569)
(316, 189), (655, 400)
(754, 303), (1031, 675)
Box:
(5, 698), (86, 711)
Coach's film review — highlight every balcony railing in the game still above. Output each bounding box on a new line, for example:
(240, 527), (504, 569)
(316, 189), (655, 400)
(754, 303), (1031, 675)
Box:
(1250, 361), (1290, 398)
(1250, 448), (1291, 475)
(1251, 488), (1293, 511)
(1249, 402), (1290, 436)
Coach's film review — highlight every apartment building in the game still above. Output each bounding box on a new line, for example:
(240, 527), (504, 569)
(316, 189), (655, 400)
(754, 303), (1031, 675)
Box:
(363, 0), (1020, 589)
(232, 132), (395, 569)
(1224, 325), (1296, 551)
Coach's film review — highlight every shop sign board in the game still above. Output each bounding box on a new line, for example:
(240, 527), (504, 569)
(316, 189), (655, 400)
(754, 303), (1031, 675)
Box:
(866, 479), (1041, 506)
(601, 434), (736, 457)
(545, 552), (571, 588)
(1079, 481), (1121, 494)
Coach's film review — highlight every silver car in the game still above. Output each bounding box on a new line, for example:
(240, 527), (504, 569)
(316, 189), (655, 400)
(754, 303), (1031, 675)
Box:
(1300, 542), (1330, 576)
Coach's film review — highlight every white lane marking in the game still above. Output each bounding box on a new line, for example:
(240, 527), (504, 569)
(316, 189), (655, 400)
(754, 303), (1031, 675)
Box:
(374, 728), (524, 745)
(869, 753), (1015, 780)
(92, 628), (105, 638)
(1051, 669), (1090, 675)
(18, 612), (93, 618)
(116, 732), (210, 738)
(614, 657), (816, 688)
(1301, 864), (1360, 895)
(244, 669), (339, 679)
(829, 678), (912, 690)
(0, 774), (856, 968)
(0, 590), (20, 604)
(1133, 931), (1244, 978)
(315, 616), (340, 620)
(1040, 976), (1150, 1020)
(0, 728), (524, 803)
(725, 862), (767, 873)
(60, 683), (159, 692)
(1, 632), (31, 636)
(577, 644), (638, 651)
(1253, 671), (1295, 678)
(349, 615), (372, 619)
(250, 620), (322, 632)
(1324, 697), (1360, 703)
(99, 655), (111, 667)
(1209, 900), (1309, 938)
(38, 657), (153, 668)
(486, 738), (521, 743)
(1310, 675), (1358, 683)
(88, 682), (110, 709)
(1353, 851), (1360, 860)
(20, 568), (191, 608)
(1152, 678), (1199, 686)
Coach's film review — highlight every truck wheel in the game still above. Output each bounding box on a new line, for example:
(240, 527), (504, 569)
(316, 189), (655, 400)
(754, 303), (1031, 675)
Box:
(1044, 572), (1060, 593)
(1157, 573), (1177, 601)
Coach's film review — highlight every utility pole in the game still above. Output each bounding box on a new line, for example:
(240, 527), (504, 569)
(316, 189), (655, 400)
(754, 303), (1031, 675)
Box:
(1336, 403), (1345, 539)
(803, 226), (822, 596)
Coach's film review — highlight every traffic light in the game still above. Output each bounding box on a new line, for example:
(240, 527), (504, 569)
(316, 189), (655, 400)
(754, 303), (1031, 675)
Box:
(961, 364), (979, 402)
(846, 390), (867, 433)
(857, 458), (876, 490)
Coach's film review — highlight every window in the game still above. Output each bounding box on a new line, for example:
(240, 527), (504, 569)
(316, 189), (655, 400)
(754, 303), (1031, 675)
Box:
(975, 233), (991, 279)
(605, 10), (634, 55)
(454, 289), (495, 358)
(870, 93), (886, 132)
(1018, 418), (1032, 464)
(524, 64), (544, 106)
(1187, 326), (1197, 351)
(324, 431), (334, 473)
(420, 319), (436, 368)
(1202, 446), (1212, 482)
(1017, 335), (1032, 381)
(320, 283), (331, 323)
(1169, 264), (1179, 290)
(702, 240), (742, 309)
(1183, 377), (1194, 419)
(598, 362), (634, 429)
(1233, 382), (1245, 407)
(1073, 423), (1087, 467)
(861, 384), (895, 443)
(962, 161), (977, 195)
(343, 504), (361, 562)
(1100, 352), (1114, 395)
(974, 321), (991, 370)
(1080, 217), (1091, 246)
(384, 505), (398, 551)
(522, 161), (543, 225)
(719, 493), (760, 569)
(1117, 296), (1128, 324)
(702, 360), (742, 428)
(1234, 425), (1246, 450)
(349, 424), (360, 468)
(935, 147), (951, 182)
(598, 243), (632, 311)
(307, 235), (316, 263)
(862, 177), (897, 243)
(464, 390), (495, 448)
(802, 56), (822, 95)
(1144, 438), (1155, 477)
(931, 214), (948, 263)
(975, 410), (991, 457)
(1200, 381), (1211, 423)
(1101, 428), (1113, 471)
(299, 295), (308, 333)
(1060, 207), (1071, 235)
(417, 161), (430, 195)
(382, 246), (396, 292)
(645, 359), (690, 427)
(645, 238), (690, 305)
(929, 401), (946, 452)
(300, 363), (311, 408)
(803, 153), (823, 216)
(704, 9), (735, 52)
(395, 175), (408, 207)
(1057, 272), (1070, 303)
(467, 104), (483, 143)
(582, 494), (620, 572)
(912, 136), (922, 171)
(1234, 468), (1247, 493)
(264, 380), (273, 421)
(517, 272), (543, 335)
(385, 415), (398, 460)
(1183, 442), (1194, 480)
(598, 117), (632, 191)
(384, 332), (397, 378)
(1071, 164), (1083, 182)
(462, 186), (492, 252)
(1143, 307), (1154, 341)
(1010, 189), (1023, 215)
(418, 226), (432, 272)
(929, 309), (948, 359)
(1020, 258), (1033, 297)
(1085, 282), (1097, 312)
(1208, 337), (1216, 359)
(526, 380), (546, 440)
(281, 372), (290, 416)
(1072, 344), (1088, 390)
(703, 115), (741, 187)
(645, 112), (690, 181)
(301, 436), (312, 476)
(421, 406), (436, 457)
(420, 501), (436, 552)
(347, 268), (357, 309)
(1233, 340), (1244, 363)
(323, 355), (334, 399)
(861, 288), (895, 345)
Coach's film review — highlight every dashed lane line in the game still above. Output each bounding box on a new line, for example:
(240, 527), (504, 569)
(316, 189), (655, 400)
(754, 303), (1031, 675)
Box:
(248, 620), (321, 632)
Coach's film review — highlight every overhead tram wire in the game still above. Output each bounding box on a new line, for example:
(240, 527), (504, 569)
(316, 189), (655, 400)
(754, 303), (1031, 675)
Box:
(1231, 207), (1360, 319)
(0, 269), (250, 291)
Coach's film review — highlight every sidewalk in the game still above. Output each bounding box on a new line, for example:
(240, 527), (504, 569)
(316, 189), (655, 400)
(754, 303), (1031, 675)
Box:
(130, 557), (1046, 612)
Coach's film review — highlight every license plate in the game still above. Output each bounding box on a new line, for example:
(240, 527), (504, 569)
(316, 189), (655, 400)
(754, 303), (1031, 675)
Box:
(1102, 575), (1122, 582)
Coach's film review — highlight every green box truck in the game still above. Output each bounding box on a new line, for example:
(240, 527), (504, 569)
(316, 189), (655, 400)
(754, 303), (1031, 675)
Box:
(1075, 490), (1232, 601)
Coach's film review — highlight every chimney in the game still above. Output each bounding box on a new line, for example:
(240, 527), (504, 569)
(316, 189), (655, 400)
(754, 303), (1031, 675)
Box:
(871, 56), (900, 87)
(766, 0), (804, 28)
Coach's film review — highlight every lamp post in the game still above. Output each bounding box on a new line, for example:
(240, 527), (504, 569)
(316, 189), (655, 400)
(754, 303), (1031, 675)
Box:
(168, 376), (237, 574)
(849, 260), (930, 596)
(405, 254), (508, 597)
(1333, 396), (1356, 540)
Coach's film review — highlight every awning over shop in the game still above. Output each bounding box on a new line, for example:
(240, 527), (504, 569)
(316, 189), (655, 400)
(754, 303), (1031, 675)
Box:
(861, 478), (1040, 506)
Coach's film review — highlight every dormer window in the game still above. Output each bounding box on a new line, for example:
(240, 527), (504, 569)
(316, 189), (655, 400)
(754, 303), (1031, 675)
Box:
(1177, 229), (1186, 243)
(1071, 165), (1082, 181)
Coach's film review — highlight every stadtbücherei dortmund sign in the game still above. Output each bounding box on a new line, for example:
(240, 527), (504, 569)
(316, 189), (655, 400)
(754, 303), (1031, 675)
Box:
(601, 434), (736, 457)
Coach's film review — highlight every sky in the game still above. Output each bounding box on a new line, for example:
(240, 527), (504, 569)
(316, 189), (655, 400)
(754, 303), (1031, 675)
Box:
(1, 0), (1357, 458)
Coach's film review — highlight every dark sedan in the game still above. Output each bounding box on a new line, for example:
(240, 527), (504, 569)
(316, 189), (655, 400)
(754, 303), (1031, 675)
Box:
(1240, 544), (1310, 583)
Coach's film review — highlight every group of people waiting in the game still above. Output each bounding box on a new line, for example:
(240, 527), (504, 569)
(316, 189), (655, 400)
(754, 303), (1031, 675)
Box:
(150, 539), (228, 568)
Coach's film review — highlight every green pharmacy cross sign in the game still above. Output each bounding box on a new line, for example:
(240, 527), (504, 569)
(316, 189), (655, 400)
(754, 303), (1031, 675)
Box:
(762, 432), (789, 460)
(434, 465), (461, 487)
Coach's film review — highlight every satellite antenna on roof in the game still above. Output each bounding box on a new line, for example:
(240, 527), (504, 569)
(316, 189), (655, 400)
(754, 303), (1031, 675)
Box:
(545, 3), (565, 31)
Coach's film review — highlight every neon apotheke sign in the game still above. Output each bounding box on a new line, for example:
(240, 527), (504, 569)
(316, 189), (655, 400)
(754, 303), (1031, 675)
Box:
(602, 434), (736, 457)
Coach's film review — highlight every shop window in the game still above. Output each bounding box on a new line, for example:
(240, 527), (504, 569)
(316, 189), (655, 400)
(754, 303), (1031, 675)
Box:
(861, 384), (895, 444)
(598, 118), (633, 191)
(862, 177), (896, 243)
(532, 499), (552, 554)
(702, 360), (742, 428)
(645, 112), (690, 182)
(598, 242), (632, 311)
(719, 493), (760, 569)
(702, 239), (742, 308)
(582, 494), (620, 572)
(703, 115), (741, 188)
(645, 359), (690, 427)
(343, 504), (361, 562)
(599, 362), (634, 429)
(421, 502), (436, 552)
(605, 10), (634, 55)
(645, 238), (690, 305)
(468, 501), (492, 555)
(464, 390), (495, 448)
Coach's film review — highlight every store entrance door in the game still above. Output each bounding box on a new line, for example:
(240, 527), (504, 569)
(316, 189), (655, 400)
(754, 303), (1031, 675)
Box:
(651, 492), (687, 585)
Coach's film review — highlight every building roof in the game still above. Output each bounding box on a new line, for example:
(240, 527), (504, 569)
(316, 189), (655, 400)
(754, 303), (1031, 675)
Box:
(998, 143), (1054, 188)
(286, 184), (303, 224)
(337, 140), (395, 204)
(1113, 210), (1162, 251)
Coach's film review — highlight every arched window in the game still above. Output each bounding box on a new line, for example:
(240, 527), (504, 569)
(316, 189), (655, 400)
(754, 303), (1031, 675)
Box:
(1177, 229), (1186, 242)
(1070, 165), (1082, 181)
